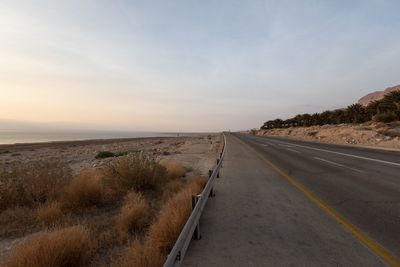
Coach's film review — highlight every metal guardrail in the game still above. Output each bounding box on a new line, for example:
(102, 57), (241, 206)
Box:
(163, 133), (227, 267)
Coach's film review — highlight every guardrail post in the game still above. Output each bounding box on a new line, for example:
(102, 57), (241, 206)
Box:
(208, 170), (215, 197)
(216, 159), (221, 178)
(191, 195), (201, 240)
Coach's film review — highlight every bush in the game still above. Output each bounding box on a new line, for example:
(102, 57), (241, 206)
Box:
(114, 151), (129, 157)
(95, 151), (115, 159)
(189, 176), (208, 194)
(250, 129), (258, 135)
(148, 177), (206, 254)
(0, 161), (72, 211)
(95, 151), (129, 159)
(161, 180), (185, 201)
(114, 240), (166, 267)
(159, 159), (186, 179)
(62, 170), (104, 209)
(115, 191), (150, 240)
(5, 226), (93, 267)
(373, 112), (398, 123)
(36, 202), (62, 227)
(378, 129), (400, 138)
(104, 154), (168, 193)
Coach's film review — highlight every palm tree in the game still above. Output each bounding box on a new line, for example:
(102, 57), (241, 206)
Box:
(382, 91), (400, 116)
(346, 104), (367, 123)
(366, 100), (380, 119)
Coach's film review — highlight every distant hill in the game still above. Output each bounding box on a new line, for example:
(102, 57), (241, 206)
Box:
(358, 85), (400, 106)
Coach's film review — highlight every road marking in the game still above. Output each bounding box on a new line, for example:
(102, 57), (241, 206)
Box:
(269, 139), (400, 167)
(257, 140), (274, 147)
(286, 148), (301, 154)
(234, 135), (400, 267)
(314, 157), (365, 173)
(278, 143), (294, 148)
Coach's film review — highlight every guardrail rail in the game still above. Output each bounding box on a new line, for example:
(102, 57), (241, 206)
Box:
(163, 133), (227, 267)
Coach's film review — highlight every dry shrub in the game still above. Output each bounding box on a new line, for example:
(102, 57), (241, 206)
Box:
(0, 207), (36, 238)
(161, 180), (185, 201)
(62, 170), (104, 209)
(36, 202), (62, 227)
(5, 226), (93, 267)
(116, 191), (150, 240)
(159, 159), (186, 179)
(104, 154), (168, 193)
(114, 240), (166, 267)
(0, 161), (72, 211)
(148, 176), (207, 254)
(189, 176), (208, 194)
(148, 189), (191, 253)
(373, 112), (398, 123)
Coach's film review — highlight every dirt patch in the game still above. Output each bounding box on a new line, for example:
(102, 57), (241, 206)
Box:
(0, 135), (220, 175)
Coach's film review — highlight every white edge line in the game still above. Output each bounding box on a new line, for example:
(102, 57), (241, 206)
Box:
(313, 157), (365, 173)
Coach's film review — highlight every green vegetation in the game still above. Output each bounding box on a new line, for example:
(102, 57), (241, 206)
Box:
(262, 91), (400, 129)
(95, 151), (128, 159)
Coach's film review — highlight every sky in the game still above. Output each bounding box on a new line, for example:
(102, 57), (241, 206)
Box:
(1, 0), (400, 132)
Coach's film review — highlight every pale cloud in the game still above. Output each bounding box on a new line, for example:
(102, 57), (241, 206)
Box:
(1, 0), (400, 131)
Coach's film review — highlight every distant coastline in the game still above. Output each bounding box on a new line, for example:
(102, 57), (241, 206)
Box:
(0, 130), (180, 145)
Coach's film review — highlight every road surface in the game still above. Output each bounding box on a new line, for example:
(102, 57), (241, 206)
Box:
(183, 133), (400, 266)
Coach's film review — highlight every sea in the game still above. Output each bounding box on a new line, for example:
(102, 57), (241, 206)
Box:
(0, 131), (180, 145)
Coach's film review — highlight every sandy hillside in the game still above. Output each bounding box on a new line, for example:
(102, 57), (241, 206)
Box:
(358, 85), (400, 106)
(257, 121), (400, 150)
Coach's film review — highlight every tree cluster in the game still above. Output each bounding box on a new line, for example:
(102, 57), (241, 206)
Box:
(261, 91), (400, 130)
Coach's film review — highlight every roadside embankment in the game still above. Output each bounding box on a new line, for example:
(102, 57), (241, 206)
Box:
(256, 121), (400, 150)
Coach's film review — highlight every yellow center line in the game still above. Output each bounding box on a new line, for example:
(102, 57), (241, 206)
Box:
(233, 134), (400, 267)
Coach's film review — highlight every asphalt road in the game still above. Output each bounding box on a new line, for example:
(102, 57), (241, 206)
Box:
(183, 133), (400, 266)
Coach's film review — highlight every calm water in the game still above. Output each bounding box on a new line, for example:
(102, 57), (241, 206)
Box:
(0, 131), (179, 145)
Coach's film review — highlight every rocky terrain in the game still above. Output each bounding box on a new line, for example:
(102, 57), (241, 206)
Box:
(256, 121), (400, 150)
(358, 85), (400, 106)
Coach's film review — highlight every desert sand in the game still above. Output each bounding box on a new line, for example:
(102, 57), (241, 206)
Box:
(0, 135), (221, 175)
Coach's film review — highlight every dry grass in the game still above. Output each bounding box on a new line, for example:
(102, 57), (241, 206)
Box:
(161, 179), (185, 201)
(0, 207), (36, 238)
(0, 151), (210, 266)
(36, 202), (62, 227)
(115, 191), (150, 240)
(62, 170), (104, 209)
(0, 161), (72, 211)
(148, 176), (207, 254)
(159, 159), (186, 179)
(114, 240), (166, 267)
(5, 226), (93, 267)
(104, 154), (168, 193)
(189, 176), (208, 194)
